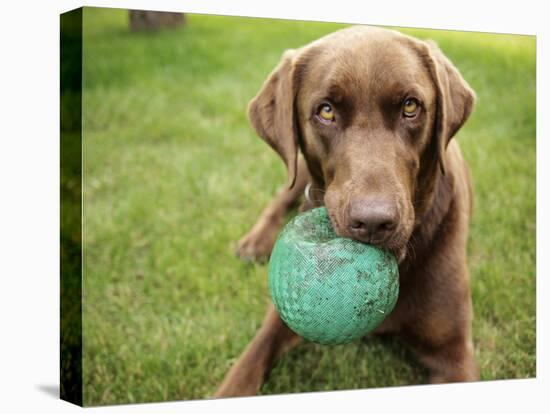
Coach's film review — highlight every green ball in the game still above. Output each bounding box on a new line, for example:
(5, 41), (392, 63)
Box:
(268, 207), (399, 345)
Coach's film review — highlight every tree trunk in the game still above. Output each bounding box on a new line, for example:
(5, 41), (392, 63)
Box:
(129, 10), (185, 31)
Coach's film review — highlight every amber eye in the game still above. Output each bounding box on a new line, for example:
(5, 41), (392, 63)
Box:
(402, 98), (420, 117)
(317, 103), (335, 122)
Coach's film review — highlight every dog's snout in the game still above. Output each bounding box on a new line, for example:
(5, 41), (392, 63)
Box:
(348, 196), (399, 244)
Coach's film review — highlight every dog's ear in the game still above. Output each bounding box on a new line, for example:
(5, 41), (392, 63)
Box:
(424, 40), (476, 175)
(248, 49), (301, 188)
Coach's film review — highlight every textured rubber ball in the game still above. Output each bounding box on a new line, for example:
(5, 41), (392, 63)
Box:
(268, 207), (400, 345)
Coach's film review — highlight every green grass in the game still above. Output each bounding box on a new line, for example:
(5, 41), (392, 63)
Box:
(80, 7), (536, 406)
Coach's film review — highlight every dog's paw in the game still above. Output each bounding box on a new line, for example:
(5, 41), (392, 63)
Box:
(235, 226), (277, 263)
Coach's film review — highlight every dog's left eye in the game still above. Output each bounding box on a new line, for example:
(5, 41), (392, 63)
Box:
(402, 98), (420, 118)
(316, 103), (335, 123)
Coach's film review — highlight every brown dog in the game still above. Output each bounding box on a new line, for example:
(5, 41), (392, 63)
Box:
(215, 26), (478, 397)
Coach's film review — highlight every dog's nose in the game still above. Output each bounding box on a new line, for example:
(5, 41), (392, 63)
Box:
(348, 196), (399, 244)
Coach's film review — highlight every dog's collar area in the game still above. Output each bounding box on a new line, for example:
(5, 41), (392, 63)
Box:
(304, 182), (312, 204)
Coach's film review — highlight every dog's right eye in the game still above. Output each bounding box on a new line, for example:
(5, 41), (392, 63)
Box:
(402, 98), (420, 118)
(316, 103), (335, 124)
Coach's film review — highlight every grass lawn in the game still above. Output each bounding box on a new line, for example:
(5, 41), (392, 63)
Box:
(80, 7), (536, 406)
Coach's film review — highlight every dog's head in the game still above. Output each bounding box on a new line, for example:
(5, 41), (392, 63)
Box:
(248, 26), (475, 259)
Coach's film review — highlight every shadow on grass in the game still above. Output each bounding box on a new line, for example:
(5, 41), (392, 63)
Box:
(260, 334), (428, 396)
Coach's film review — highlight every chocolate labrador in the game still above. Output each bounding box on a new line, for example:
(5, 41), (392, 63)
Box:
(215, 25), (478, 397)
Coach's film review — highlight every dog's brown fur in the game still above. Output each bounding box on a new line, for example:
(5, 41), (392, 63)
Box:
(216, 26), (478, 397)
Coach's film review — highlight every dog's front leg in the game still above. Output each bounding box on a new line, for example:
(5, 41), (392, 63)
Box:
(420, 335), (479, 383)
(214, 304), (302, 398)
(402, 264), (479, 384)
(236, 156), (310, 261)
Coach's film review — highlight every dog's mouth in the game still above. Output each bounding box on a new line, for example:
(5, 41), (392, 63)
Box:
(318, 182), (414, 264)
(385, 238), (409, 264)
(326, 206), (411, 264)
